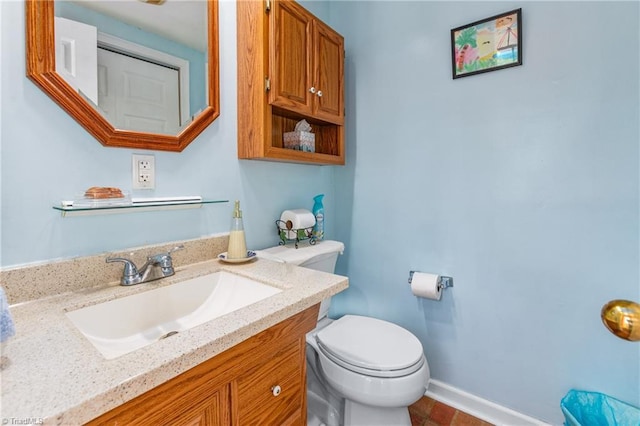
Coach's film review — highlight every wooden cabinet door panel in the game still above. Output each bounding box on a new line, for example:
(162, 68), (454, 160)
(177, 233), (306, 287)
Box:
(270, 0), (313, 114)
(313, 20), (344, 125)
(88, 382), (231, 426)
(156, 385), (230, 426)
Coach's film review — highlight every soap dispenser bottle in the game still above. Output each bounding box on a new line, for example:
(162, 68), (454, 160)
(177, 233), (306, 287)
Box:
(312, 194), (324, 240)
(227, 200), (247, 259)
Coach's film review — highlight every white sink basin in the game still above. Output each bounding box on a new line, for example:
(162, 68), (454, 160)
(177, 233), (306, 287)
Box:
(66, 271), (282, 359)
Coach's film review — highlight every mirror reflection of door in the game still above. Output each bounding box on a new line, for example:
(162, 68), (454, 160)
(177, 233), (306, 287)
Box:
(97, 48), (180, 134)
(54, 0), (208, 135)
(54, 16), (98, 104)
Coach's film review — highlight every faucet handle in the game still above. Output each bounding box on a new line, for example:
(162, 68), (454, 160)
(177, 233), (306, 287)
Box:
(106, 257), (139, 277)
(148, 245), (184, 263)
(168, 245), (185, 255)
(143, 245), (184, 273)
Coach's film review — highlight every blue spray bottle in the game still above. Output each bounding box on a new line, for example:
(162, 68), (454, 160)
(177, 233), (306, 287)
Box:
(312, 194), (325, 240)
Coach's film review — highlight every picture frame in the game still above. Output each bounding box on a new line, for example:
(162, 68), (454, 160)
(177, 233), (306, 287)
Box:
(451, 8), (522, 79)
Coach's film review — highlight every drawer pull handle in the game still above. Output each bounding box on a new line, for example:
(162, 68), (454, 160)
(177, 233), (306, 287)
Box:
(272, 385), (282, 396)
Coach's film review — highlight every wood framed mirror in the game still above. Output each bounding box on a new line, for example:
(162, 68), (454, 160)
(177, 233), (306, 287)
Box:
(26, 0), (219, 152)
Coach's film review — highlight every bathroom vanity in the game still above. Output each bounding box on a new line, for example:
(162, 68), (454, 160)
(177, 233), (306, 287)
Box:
(0, 236), (348, 424)
(89, 305), (317, 425)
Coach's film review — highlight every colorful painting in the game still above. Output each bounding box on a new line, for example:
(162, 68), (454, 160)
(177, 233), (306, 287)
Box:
(451, 9), (522, 79)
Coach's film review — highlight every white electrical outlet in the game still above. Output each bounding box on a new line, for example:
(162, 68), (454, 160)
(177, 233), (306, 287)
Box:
(132, 154), (155, 189)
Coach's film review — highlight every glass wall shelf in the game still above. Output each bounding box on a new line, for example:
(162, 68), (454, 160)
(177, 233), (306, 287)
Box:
(53, 199), (229, 217)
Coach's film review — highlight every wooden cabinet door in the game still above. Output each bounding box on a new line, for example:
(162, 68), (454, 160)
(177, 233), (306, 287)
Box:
(88, 382), (231, 426)
(269, 0), (313, 115)
(156, 384), (230, 426)
(313, 20), (344, 125)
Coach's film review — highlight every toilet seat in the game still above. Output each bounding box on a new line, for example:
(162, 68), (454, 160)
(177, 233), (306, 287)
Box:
(315, 315), (425, 378)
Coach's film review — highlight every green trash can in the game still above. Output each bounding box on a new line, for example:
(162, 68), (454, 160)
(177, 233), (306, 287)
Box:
(561, 390), (640, 426)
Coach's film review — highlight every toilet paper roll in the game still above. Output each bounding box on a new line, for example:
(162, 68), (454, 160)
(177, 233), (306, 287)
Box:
(411, 272), (442, 300)
(279, 209), (316, 240)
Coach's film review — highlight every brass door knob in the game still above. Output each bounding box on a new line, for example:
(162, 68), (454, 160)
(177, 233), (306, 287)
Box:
(601, 299), (640, 341)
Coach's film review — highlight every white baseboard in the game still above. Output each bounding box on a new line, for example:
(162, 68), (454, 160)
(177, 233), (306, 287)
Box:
(425, 379), (551, 426)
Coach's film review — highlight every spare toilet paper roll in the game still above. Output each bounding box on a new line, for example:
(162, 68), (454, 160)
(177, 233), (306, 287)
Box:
(280, 209), (316, 240)
(411, 272), (442, 300)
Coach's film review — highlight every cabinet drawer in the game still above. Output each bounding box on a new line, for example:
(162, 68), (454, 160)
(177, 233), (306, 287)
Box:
(236, 341), (304, 425)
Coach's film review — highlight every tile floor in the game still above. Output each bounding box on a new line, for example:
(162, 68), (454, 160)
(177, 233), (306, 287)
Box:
(409, 396), (494, 426)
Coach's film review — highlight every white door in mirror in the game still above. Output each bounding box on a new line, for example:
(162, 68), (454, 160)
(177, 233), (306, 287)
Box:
(54, 17), (98, 105)
(98, 48), (180, 134)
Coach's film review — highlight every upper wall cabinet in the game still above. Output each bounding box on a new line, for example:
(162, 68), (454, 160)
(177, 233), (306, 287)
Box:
(26, 0), (219, 152)
(270, 1), (344, 125)
(237, 0), (345, 165)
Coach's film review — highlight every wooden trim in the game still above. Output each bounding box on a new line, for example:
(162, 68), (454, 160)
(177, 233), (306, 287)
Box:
(237, 0), (269, 159)
(207, 0), (221, 127)
(298, 335), (309, 425)
(25, 0), (219, 152)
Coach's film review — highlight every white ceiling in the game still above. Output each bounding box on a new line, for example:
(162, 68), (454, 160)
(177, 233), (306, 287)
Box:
(70, 0), (208, 52)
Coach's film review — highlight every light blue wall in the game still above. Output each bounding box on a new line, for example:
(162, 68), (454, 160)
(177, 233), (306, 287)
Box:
(0, 0), (337, 267)
(329, 1), (639, 424)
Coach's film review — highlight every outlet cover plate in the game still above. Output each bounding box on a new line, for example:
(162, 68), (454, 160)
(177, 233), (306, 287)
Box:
(132, 154), (155, 190)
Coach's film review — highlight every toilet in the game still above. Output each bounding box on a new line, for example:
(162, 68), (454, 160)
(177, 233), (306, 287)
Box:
(258, 241), (430, 426)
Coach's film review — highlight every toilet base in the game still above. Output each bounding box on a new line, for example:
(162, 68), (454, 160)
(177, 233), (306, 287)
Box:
(308, 389), (341, 426)
(344, 400), (411, 426)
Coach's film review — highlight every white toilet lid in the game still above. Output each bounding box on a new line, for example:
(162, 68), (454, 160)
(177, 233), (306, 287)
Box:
(316, 315), (424, 376)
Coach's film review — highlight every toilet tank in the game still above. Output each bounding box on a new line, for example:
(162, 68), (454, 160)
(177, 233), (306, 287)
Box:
(258, 240), (344, 272)
(257, 240), (344, 319)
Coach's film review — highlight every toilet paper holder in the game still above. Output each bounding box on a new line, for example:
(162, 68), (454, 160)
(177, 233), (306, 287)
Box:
(408, 271), (454, 290)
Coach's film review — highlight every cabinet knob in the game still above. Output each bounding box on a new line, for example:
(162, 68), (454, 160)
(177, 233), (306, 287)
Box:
(317, 90), (323, 97)
(271, 385), (282, 396)
(309, 87), (316, 94)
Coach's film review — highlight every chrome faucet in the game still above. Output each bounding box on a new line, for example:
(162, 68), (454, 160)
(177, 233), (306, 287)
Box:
(106, 245), (184, 286)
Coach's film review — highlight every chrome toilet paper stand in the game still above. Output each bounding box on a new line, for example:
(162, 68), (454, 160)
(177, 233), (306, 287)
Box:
(408, 271), (454, 291)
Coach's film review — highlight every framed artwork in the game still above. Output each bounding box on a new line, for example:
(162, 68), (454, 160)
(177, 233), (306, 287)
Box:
(451, 8), (522, 79)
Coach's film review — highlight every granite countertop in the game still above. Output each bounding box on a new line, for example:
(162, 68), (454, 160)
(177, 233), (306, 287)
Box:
(1, 258), (348, 425)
